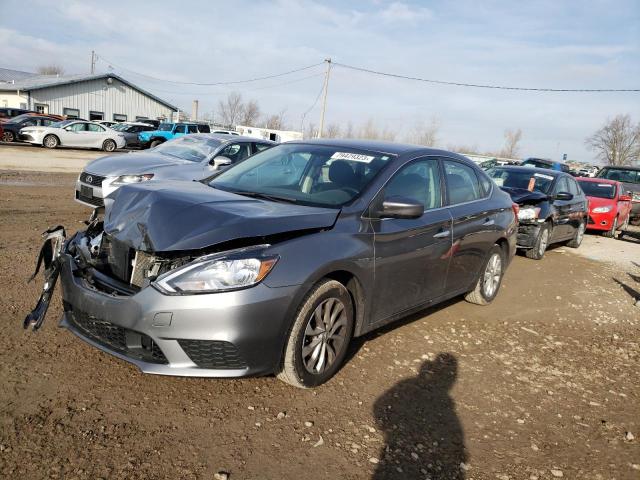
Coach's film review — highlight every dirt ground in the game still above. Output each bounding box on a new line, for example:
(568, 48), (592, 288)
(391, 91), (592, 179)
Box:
(0, 143), (124, 173)
(0, 171), (638, 480)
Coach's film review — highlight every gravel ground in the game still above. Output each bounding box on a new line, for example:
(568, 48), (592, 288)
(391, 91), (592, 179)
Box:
(0, 172), (638, 480)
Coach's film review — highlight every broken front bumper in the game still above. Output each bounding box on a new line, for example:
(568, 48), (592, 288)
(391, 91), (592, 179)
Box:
(516, 223), (541, 249)
(57, 249), (300, 377)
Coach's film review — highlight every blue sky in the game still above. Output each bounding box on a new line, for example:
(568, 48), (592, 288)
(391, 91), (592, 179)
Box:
(1, 0), (638, 162)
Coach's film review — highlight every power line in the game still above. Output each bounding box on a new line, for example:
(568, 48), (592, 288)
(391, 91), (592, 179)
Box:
(333, 61), (640, 92)
(96, 54), (324, 86)
(300, 77), (327, 133)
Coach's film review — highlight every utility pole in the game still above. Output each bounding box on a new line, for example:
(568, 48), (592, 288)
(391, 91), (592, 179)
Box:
(90, 50), (96, 75)
(318, 58), (332, 138)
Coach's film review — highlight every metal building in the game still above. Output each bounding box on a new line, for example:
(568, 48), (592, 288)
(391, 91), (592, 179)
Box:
(0, 69), (177, 122)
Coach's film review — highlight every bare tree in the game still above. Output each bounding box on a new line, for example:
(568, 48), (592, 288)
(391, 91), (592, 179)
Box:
(37, 64), (65, 76)
(586, 114), (640, 166)
(344, 121), (355, 139)
(240, 99), (261, 127)
(406, 118), (440, 146)
(304, 122), (318, 139)
(217, 92), (244, 127)
(265, 110), (287, 130)
(359, 118), (380, 140)
(447, 143), (480, 155)
(324, 123), (342, 138)
(500, 128), (522, 158)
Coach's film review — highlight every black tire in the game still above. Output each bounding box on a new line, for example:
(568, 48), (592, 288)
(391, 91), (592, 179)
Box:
(466, 244), (505, 305)
(278, 279), (354, 388)
(603, 216), (618, 238)
(43, 134), (59, 149)
(525, 222), (551, 260)
(150, 139), (163, 148)
(102, 139), (117, 152)
(567, 220), (585, 248)
(2, 131), (15, 142)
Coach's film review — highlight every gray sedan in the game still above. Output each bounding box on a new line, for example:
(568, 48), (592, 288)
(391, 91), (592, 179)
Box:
(75, 134), (275, 207)
(27, 140), (517, 388)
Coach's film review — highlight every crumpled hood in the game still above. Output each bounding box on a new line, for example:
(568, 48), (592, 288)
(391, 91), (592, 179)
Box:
(500, 186), (548, 204)
(84, 151), (190, 176)
(103, 181), (339, 252)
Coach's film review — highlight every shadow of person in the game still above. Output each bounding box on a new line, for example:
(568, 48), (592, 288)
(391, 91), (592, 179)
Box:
(373, 353), (466, 480)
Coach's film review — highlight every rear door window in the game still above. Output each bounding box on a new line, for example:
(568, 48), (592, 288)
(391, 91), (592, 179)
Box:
(254, 142), (272, 153)
(443, 160), (482, 205)
(187, 125), (198, 134)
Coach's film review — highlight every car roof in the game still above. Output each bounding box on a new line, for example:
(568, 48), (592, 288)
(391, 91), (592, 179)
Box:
(577, 177), (618, 184)
(599, 165), (640, 172)
(286, 138), (471, 159)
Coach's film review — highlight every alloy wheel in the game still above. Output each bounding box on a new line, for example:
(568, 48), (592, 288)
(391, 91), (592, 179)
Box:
(539, 228), (549, 256)
(576, 223), (585, 244)
(302, 298), (348, 375)
(482, 252), (502, 298)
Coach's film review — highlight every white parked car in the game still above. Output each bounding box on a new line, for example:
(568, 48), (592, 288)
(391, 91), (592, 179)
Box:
(20, 120), (127, 152)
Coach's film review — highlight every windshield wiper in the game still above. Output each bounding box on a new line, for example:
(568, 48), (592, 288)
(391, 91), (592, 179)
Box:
(227, 190), (298, 204)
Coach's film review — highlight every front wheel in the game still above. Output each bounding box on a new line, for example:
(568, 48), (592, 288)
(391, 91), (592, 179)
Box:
(603, 216), (618, 238)
(278, 280), (354, 388)
(43, 134), (59, 149)
(2, 131), (15, 142)
(102, 139), (116, 152)
(525, 222), (551, 260)
(149, 139), (163, 148)
(466, 245), (505, 305)
(567, 220), (585, 248)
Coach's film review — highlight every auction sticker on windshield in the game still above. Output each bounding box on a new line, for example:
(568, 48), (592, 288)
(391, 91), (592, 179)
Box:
(533, 173), (554, 181)
(331, 152), (375, 163)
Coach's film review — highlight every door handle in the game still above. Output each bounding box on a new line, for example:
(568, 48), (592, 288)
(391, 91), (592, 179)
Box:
(433, 230), (450, 239)
(482, 218), (495, 226)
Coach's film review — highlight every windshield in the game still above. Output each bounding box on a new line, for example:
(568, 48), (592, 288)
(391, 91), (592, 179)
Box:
(487, 168), (555, 194)
(49, 120), (74, 129)
(158, 123), (173, 131)
(578, 181), (616, 199)
(597, 168), (640, 184)
(522, 159), (552, 169)
(153, 136), (222, 162)
(210, 144), (394, 208)
(110, 123), (129, 131)
(7, 114), (34, 124)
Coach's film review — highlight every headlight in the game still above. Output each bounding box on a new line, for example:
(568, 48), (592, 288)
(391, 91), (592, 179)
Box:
(111, 174), (154, 185)
(517, 207), (541, 221)
(592, 206), (611, 213)
(154, 249), (278, 294)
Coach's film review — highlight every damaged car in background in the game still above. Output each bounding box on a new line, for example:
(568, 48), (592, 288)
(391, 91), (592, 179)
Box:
(487, 166), (588, 260)
(25, 140), (517, 388)
(75, 134), (275, 207)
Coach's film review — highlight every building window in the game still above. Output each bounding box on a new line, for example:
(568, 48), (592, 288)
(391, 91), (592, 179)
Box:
(89, 111), (104, 121)
(34, 103), (49, 114)
(135, 116), (149, 121)
(20, 103), (27, 109)
(113, 113), (127, 122)
(63, 108), (80, 119)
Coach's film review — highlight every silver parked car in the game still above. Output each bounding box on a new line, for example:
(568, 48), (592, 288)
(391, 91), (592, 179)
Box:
(20, 120), (127, 152)
(75, 134), (275, 207)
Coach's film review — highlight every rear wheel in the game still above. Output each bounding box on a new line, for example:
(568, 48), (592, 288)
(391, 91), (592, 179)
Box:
(278, 279), (354, 388)
(43, 134), (59, 149)
(466, 245), (505, 305)
(102, 139), (116, 152)
(2, 131), (15, 142)
(603, 216), (618, 238)
(525, 223), (551, 260)
(150, 139), (163, 148)
(567, 220), (585, 248)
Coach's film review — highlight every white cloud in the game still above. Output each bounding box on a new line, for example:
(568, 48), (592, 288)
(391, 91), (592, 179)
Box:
(378, 2), (433, 23)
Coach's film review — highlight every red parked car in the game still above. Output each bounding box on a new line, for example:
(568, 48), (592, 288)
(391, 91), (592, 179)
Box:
(577, 177), (632, 237)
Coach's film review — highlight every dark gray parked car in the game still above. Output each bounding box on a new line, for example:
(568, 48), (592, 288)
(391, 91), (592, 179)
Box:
(26, 140), (518, 387)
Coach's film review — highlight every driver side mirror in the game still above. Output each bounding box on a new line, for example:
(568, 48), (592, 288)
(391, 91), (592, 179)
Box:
(210, 156), (232, 170)
(377, 196), (424, 219)
(554, 191), (573, 201)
